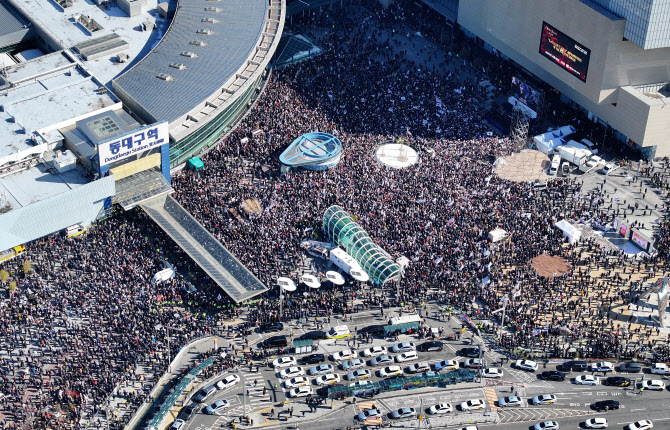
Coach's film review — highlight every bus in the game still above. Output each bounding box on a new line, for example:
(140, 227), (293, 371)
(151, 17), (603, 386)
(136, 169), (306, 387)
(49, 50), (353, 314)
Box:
(0, 245), (25, 265)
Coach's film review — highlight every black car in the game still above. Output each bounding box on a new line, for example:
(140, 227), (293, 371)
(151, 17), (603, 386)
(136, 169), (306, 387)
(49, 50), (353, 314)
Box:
(559, 360), (588, 372)
(605, 376), (631, 387)
(594, 400), (620, 411)
(317, 383), (343, 396)
(299, 354), (325, 365)
(179, 404), (197, 420)
(620, 362), (643, 373)
(260, 335), (288, 348)
(358, 325), (385, 336)
(259, 322), (284, 333)
(419, 341), (443, 352)
(297, 331), (326, 341)
(459, 348), (480, 358)
(541, 371), (566, 381)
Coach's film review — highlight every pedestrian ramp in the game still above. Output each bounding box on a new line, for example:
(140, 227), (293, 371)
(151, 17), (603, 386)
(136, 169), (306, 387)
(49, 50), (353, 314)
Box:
(356, 401), (379, 412)
(484, 387), (500, 410)
(140, 194), (267, 302)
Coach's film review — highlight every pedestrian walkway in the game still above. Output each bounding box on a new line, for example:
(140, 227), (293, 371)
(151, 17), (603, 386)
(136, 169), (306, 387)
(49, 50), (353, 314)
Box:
(484, 387), (499, 410)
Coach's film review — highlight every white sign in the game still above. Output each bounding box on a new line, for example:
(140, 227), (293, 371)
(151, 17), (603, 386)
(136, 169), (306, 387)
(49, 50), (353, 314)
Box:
(98, 122), (168, 167)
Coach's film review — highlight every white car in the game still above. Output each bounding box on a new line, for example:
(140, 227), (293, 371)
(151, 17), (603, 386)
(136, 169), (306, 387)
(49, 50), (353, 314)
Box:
(626, 421), (653, 430)
(601, 163), (619, 175)
(309, 364), (334, 375)
(482, 368), (504, 378)
(575, 375), (600, 385)
(642, 379), (665, 391)
(333, 350), (357, 361)
(591, 361), (615, 373)
(463, 358), (485, 368)
(279, 366), (305, 379)
(515, 359), (538, 371)
(391, 342), (416, 353)
(356, 409), (382, 421)
(459, 427), (479, 430)
(193, 385), (217, 402)
(370, 355), (394, 366)
(273, 357), (296, 368)
(342, 358), (367, 370)
(427, 403), (453, 414)
(531, 394), (557, 405)
(379, 366), (402, 377)
(533, 421), (559, 430)
(289, 386), (313, 398)
(315, 374), (340, 386)
(407, 362), (430, 374)
(205, 399), (230, 415)
(284, 376), (309, 388)
(459, 399), (485, 411)
(171, 419), (186, 430)
(215, 374), (240, 390)
(498, 396), (523, 407)
(362, 346), (387, 357)
(585, 418), (608, 429)
(434, 360), (459, 371)
(395, 351), (418, 362)
(347, 369), (371, 381)
(390, 407), (417, 419)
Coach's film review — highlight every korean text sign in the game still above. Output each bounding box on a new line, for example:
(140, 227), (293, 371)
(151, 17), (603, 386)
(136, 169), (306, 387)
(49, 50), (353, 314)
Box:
(98, 122), (168, 167)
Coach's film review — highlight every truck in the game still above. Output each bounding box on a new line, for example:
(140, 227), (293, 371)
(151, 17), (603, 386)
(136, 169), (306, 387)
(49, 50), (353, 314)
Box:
(557, 145), (589, 167)
(0, 245), (25, 265)
(329, 247), (364, 275)
(580, 138), (599, 154)
(549, 155), (561, 176)
(566, 140), (592, 154)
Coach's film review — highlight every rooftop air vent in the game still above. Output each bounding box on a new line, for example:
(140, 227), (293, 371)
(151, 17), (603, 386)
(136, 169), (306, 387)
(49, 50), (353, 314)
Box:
(190, 40), (207, 46)
(170, 62), (187, 70)
(204, 7), (221, 12)
(181, 51), (198, 58)
(202, 18), (218, 24)
(157, 73), (173, 81)
(196, 29), (214, 35)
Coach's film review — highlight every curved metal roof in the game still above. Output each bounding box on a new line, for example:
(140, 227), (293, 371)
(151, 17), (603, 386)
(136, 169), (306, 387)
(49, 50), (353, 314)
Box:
(279, 132), (342, 168)
(112, 0), (268, 125)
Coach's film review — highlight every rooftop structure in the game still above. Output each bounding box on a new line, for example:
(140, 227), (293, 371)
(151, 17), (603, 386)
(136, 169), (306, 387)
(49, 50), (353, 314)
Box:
(279, 132), (342, 171)
(587, 0), (670, 49)
(374, 143), (419, 169)
(323, 205), (402, 285)
(0, 0), (33, 51)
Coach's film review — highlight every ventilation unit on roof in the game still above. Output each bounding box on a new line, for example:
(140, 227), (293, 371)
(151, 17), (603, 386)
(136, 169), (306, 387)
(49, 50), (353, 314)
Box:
(157, 73), (173, 81)
(170, 62), (187, 70)
(196, 29), (214, 35)
(204, 7), (221, 12)
(190, 40), (207, 46)
(181, 51), (198, 58)
(202, 18), (218, 24)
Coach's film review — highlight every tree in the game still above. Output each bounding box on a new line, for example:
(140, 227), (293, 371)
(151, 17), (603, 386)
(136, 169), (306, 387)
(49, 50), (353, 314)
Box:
(22, 261), (31, 274)
(0, 269), (8, 283)
(8, 280), (17, 294)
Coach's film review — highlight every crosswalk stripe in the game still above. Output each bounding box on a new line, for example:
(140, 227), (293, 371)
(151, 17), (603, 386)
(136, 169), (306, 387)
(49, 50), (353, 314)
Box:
(484, 387), (500, 410)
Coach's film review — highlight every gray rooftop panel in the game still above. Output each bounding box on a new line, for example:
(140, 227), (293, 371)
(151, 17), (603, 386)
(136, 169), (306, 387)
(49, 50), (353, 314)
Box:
(113, 0), (268, 125)
(0, 0), (29, 38)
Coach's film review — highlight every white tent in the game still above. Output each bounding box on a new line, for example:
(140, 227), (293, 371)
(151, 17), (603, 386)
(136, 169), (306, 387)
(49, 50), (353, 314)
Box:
(277, 277), (297, 291)
(534, 134), (566, 154)
(488, 228), (509, 243)
(554, 219), (582, 243)
(350, 269), (370, 282)
(301, 274), (321, 289)
(326, 271), (345, 285)
(151, 268), (175, 285)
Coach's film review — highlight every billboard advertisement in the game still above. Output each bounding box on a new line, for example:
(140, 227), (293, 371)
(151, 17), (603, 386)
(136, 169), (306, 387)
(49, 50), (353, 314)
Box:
(539, 22), (591, 82)
(98, 121), (169, 167)
(619, 223), (628, 238)
(630, 230), (651, 252)
(508, 76), (540, 119)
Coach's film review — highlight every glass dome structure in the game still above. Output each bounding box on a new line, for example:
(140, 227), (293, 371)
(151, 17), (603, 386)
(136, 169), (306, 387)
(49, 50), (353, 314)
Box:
(323, 205), (402, 285)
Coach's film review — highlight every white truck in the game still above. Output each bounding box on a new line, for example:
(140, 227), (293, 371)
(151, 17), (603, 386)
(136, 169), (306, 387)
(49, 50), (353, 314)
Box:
(557, 145), (588, 166)
(329, 247), (363, 275)
(549, 155), (561, 176)
(566, 140), (592, 154)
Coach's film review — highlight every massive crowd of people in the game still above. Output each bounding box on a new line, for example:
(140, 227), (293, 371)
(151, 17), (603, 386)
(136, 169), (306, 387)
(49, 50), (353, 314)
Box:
(0, 1), (667, 429)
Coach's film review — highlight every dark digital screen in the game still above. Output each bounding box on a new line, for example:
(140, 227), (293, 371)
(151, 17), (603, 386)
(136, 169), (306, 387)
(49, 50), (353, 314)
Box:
(539, 22), (591, 82)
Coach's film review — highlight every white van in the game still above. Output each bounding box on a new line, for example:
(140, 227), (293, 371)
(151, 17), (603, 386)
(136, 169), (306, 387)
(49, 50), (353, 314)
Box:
(549, 155), (561, 176)
(389, 314), (422, 326)
(326, 325), (350, 339)
(580, 139), (598, 154)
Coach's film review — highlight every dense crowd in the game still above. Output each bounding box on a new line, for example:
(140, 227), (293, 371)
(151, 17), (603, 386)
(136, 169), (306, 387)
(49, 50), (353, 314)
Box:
(0, 1), (667, 429)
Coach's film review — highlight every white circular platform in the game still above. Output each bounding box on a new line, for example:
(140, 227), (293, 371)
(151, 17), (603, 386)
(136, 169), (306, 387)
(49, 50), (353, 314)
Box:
(375, 143), (419, 168)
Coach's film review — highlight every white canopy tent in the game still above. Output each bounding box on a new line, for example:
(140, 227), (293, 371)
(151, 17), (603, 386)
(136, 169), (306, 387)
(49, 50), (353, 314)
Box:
(326, 271), (345, 285)
(277, 277), (297, 291)
(301, 274), (321, 289)
(554, 219), (582, 244)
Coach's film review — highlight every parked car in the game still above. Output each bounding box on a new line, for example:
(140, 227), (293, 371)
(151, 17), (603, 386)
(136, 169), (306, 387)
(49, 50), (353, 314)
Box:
(642, 380), (665, 391)
(584, 417), (608, 429)
(315, 374), (340, 386)
(559, 360), (587, 372)
(626, 420), (653, 430)
(259, 322), (284, 333)
(391, 342), (416, 353)
(463, 358), (485, 369)
(482, 368), (504, 378)
(395, 351), (418, 363)
(531, 394), (556, 405)
(299, 354), (325, 365)
(179, 404), (197, 420)
(278, 367), (305, 379)
(515, 359), (538, 371)
(390, 407), (417, 419)
(284, 376), (309, 388)
(309, 364), (334, 375)
(604, 376), (631, 387)
(575, 375), (599, 385)
(435, 360), (459, 371)
(620, 362), (643, 373)
(194, 385), (217, 402)
(216, 375), (240, 390)
(419, 341), (443, 352)
(262, 335), (288, 348)
(407, 362), (430, 374)
(533, 421), (559, 430)
(370, 355), (394, 366)
(358, 325), (385, 336)
(541, 371), (566, 381)
(498, 396), (523, 407)
(591, 361), (614, 373)
(297, 331), (326, 341)
(362, 346), (388, 357)
(272, 357), (296, 368)
(333, 350), (357, 361)
(356, 409), (383, 421)
(594, 400), (620, 411)
(650, 363), (670, 375)
(427, 403), (453, 415)
(458, 348), (480, 358)
(600, 163), (619, 175)
(204, 400), (230, 415)
(459, 399), (484, 411)
(379, 366), (402, 377)
(170, 419), (186, 430)
(342, 358), (367, 370)
(289, 386), (313, 398)
(347, 369), (371, 381)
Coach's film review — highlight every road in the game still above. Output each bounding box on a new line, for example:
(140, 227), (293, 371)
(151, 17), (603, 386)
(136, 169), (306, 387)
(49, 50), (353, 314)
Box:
(169, 310), (670, 430)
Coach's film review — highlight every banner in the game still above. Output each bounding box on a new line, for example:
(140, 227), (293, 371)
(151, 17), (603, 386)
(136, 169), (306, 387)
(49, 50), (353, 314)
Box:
(98, 121), (169, 167)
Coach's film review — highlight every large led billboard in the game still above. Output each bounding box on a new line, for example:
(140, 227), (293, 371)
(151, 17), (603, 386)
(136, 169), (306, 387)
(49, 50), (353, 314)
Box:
(539, 22), (591, 82)
(509, 76), (541, 119)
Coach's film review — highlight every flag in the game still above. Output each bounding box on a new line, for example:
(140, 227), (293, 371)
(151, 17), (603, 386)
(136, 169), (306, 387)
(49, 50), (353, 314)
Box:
(406, 127), (412, 136)
(217, 294), (222, 301)
(435, 96), (443, 108)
